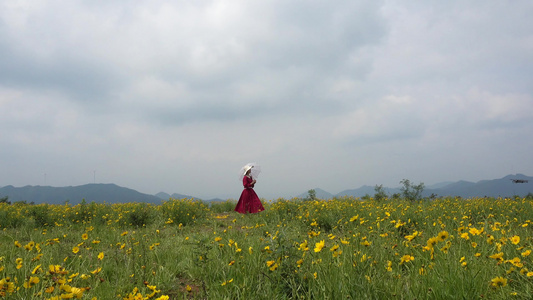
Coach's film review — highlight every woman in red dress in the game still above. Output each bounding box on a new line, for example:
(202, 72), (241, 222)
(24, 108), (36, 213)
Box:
(234, 167), (264, 214)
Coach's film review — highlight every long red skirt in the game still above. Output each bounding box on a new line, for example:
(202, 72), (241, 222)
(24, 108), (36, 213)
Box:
(234, 188), (264, 214)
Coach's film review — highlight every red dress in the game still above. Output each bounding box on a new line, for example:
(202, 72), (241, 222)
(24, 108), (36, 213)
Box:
(234, 176), (264, 214)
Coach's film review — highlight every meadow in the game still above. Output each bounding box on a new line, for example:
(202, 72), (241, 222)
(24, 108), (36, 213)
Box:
(1, 195), (533, 299)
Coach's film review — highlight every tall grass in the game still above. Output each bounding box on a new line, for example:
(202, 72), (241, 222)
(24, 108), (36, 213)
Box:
(0, 197), (532, 299)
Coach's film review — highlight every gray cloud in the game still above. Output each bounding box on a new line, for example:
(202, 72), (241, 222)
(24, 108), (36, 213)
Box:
(1, 1), (532, 199)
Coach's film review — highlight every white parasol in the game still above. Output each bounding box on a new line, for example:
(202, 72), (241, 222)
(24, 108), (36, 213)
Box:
(239, 162), (261, 181)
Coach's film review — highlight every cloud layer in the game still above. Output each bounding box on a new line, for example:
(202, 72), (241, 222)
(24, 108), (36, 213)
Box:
(1, 0), (532, 199)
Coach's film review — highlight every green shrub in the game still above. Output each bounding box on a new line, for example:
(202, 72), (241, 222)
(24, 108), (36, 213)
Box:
(209, 200), (237, 213)
(161, 198), (209, 226)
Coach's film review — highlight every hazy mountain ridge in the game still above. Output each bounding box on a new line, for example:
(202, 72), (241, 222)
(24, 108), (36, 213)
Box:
(0, 183), (162, 205)
(1, 174), (531, 204)
(310, 174), (533, 199)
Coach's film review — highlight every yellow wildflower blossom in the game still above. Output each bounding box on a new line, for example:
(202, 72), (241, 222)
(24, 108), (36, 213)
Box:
(314, 240), (325, 252)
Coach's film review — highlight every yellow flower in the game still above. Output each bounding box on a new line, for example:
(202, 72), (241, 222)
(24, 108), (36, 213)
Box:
(24, 241), (35, 251)
(296, 259), (304, 267)
(186, 285), (192, 292)
(82, 233), (88, 240)
(437, 231), (449, 242)
(405, 234), (416, 242)
(72, 246), (80, 254)
(360, 240), (371, 246)
(214, 237), (222, 242)
(269, 263), (279, 271)
(426, 237), (438, 249)
(98, 252), (104, 260)
(510, 235), (520, 245)
(298, 240), (309, 251)
(489, 252), (504, 262)
(221, 278), (234, 286)
(14, 241), (21, 248)
(400, 255), (414, 264)
(49, 264), (66, 274)
(23, 276), (39, 288)
(314, 240), (325, 252)
(121, 231), (128, 236)
(313, 272), (317, 279)
(266, 260), (275, 267)
(308, 230), (321, 237)
(490, 276), (507, 288)
(0, 278), (15, 294)
(521, 250), (531, 257)
(31, 264), (42, 274)
(71, 287), (83, 298)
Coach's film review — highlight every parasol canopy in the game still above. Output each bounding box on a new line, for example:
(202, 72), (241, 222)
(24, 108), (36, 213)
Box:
(239, 162), (261, 181)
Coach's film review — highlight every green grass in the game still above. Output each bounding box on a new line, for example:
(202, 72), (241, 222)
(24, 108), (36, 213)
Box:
(0, 196), (532, 299)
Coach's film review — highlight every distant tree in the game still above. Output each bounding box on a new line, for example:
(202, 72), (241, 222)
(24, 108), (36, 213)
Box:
(0, 196), (10, 205)
(374, 185), (387, 202)
(399, 179), (425, 202)
(305, 189), (316, 201)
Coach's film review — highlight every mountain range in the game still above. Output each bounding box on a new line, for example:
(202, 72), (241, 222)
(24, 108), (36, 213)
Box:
(0, 174), (531, 205)
(297, 174), (533, 199)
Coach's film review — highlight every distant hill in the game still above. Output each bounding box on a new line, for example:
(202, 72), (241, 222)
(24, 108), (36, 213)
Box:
(1, 174), (531, 204)
(425, 174), (533, 198)
(0, 184), (163, 205)
(301, 174), (533, 199)
(296, 188), (334, 199)
(336, 185), (401, 198)
(155, 192), (200, 201)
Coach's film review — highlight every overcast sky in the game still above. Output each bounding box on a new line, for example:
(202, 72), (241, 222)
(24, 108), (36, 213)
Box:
(1, 1), (532, 200)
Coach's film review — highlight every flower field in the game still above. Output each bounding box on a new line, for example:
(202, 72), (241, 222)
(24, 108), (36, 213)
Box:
(1, 196), (533, 299)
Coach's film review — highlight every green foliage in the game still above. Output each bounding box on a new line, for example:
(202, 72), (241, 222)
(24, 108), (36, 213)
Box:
(124, 202), (156, 227)
(0, 203), (26, 227)
(209, 200), (237, 213)
(374, 184), (388, 201)
(305, 189), (317, 201)
(161, 198), (209, 226)
(399, 179), (425, 202)
(0, 195), (10, 204)
(29, 204), (58, 227)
